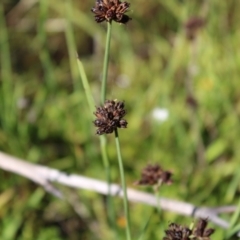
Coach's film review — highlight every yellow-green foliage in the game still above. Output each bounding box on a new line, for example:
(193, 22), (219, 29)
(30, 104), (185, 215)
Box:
(1, 0), (240, 239)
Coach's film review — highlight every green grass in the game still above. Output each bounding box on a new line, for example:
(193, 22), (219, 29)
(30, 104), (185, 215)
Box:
(1, 0), (240, 239)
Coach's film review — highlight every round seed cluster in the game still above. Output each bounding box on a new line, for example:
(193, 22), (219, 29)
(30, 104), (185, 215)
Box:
(94, 100), (128, 135)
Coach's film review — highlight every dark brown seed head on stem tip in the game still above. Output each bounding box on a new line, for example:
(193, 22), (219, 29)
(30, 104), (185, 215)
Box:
(186, 95), (198, 109)
(134, 164), (173, 186)
(91, 0), (131, 24)
(93, 100), (128, 135)
(163, 219), (215, 240)
(193, 218), (215, 239)
(184, 16), (205, 40)
(163, 223), (192, 240)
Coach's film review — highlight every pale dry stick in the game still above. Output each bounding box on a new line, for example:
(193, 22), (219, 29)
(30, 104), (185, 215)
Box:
(0, 151), (236, 231)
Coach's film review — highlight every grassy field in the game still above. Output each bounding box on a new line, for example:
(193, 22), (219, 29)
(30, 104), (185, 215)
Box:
(1, 0), (240, 239)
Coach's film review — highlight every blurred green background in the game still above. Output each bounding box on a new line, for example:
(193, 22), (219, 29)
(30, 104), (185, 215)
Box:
(1, 0), (240, 239)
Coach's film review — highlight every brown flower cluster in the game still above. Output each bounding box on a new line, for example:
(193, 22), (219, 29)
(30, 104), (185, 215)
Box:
(134, 164), (172, 186)
(93, 100), (128, 135)
(184, 16), (205, 40)
(164, 223), (192, 240)
(91, 0), (131, 24)
(193, 218), (215, 239)
(163, 218), (215, 240)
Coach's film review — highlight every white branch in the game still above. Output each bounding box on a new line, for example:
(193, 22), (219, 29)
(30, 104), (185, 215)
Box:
(0, 151), (236, 230)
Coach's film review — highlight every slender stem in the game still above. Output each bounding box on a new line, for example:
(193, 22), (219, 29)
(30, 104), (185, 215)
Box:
(76, 58), (95, 113)
(101, 21), (112, 104)
(0, 3), (14, 131)
(65, 0), (81, 93)
(154, 184), (162, 215)
(100, 135), (118, 233)
(137, 209), (155, 240)
(99, 21), (112, 178)
(114, 129), (131, 240)
(156, 190), (161, 215)
(77, 53), (117, 233)
(38, 0), (55, 91)
(98, 20), (117, 231)
(78, 20), (116, 232)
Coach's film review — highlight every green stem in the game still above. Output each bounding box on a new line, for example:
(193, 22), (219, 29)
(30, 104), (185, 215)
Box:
(115, 129), (131, 240)
(38, 0), (55, 91)
(76, 58), (95, 113)
(65, 0), (80, 92)
(99, 20), (117, 231)
(100, 135), (117, 230)
(77, 20), (116, 234)
(156, 190), (161, 215)
(101, 21), (112, 104)
(77, 53), (116, 232)
(153, 183), (162, 215)
(0, 3), (14, 131)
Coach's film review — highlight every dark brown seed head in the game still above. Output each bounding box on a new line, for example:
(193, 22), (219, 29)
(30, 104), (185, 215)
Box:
(93, 100), (128, 135)
(186, 95), (198, 109)
(91, 0), (131, 24)
(163, 223), (192, 240)
(193, 218), (215, 239)
(134, 164), (173, 186)
(164, 219), (215, 240)
(184, 16), (205, 40)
